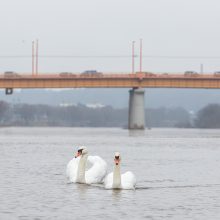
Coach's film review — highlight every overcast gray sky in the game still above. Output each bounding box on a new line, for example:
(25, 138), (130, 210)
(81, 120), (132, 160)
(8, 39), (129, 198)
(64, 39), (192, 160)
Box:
(0, 0), (220, 73)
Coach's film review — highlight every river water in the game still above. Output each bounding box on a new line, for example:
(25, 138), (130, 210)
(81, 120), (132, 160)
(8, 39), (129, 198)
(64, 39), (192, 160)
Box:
(0, 127), (220, 219)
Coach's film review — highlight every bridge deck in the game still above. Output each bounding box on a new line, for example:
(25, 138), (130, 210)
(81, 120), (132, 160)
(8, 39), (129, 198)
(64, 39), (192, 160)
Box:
(0, 73), (220, 89)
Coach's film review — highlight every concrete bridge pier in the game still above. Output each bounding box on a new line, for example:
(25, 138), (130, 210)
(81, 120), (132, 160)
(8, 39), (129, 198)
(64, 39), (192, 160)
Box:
(128, 88), (145, 129)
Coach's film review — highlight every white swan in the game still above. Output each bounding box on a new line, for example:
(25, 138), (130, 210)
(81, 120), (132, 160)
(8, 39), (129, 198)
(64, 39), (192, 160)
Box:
(66, 146), (107, 184)
(104, 152), (136, 190)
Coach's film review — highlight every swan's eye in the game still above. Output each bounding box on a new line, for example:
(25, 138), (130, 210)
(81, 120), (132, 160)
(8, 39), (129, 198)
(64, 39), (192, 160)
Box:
(78, 149), (83, 154)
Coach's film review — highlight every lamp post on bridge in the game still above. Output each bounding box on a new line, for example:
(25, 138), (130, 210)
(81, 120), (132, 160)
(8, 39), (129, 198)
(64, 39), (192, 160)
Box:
(32, 41), (35, 76)
(32, 39), (39, 77)
(140, 38), (142, 73)
(132, 41), (135, 74)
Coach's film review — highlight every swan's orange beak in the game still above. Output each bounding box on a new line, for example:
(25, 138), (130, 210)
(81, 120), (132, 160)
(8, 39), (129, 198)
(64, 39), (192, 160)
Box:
(114, 158), (120, 165)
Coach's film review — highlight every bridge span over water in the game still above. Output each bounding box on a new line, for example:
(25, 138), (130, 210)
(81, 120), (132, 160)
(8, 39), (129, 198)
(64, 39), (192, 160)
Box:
(1, 72), (220, 129)
(0, 72), (220, 89)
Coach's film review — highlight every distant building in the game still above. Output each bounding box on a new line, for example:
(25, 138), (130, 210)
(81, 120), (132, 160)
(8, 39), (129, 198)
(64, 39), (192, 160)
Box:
(86, 103), (105, 109)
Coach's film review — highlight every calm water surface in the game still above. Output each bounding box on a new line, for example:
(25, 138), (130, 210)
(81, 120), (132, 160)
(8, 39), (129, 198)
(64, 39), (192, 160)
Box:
(0, 127), (220, 220)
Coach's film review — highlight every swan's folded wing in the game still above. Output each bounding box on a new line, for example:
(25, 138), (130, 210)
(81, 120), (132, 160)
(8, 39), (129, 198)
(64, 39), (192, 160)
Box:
(104, 172), (113, 189)
(121, 171), (136, 189)
(66, 158), (79, 182)
(86, 156), (107, 184)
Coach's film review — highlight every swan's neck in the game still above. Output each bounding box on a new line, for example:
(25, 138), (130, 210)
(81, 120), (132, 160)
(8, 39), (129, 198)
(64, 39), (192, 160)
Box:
(113, 164), (121, 188)
(76, 154), (88, 183)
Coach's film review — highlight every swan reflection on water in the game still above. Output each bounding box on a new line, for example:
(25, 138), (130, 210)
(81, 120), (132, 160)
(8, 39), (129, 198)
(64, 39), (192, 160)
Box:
(76, 183), (89, 194)
(110, 189), (122, 201)
(73, 183), (91, 201)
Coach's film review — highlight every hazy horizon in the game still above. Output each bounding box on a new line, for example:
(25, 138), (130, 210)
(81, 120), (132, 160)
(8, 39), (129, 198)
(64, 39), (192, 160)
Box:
(1, 88), (220, 112)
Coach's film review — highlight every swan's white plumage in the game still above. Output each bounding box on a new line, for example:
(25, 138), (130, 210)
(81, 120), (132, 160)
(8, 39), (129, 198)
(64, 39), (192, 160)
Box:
(104, 152), (136, 190)
(104, 171), (136, 189)
(66, 155), (107, 184)
(66, 156), (80, 183)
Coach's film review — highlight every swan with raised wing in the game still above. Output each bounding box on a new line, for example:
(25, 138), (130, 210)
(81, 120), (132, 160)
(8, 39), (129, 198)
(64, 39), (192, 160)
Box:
(104, 152), (136, 189)
(66, 146), (107, 184)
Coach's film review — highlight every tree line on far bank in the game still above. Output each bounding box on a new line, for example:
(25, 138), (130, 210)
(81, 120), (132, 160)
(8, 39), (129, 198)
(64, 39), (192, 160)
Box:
(0, 101), (220, 128)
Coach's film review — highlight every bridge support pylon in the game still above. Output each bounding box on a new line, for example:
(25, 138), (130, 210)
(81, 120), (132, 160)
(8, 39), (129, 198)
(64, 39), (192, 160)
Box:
(128, 88), (145, 129)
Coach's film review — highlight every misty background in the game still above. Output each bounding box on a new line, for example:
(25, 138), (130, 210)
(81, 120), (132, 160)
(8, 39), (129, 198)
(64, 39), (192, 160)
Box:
(1, 89), (220, 112)
(1, 0), (220, 127)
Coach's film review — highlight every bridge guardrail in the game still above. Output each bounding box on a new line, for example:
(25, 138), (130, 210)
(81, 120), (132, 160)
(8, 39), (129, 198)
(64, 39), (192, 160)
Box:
(1, 72), (220, 79)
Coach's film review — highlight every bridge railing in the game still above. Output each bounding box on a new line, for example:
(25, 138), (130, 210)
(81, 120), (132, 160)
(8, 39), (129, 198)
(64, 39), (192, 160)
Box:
(1, 72), (220, 79)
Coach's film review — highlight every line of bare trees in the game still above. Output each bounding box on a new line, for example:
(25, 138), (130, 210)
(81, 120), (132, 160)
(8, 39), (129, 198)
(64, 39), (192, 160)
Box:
(0, 100), (220, 128)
